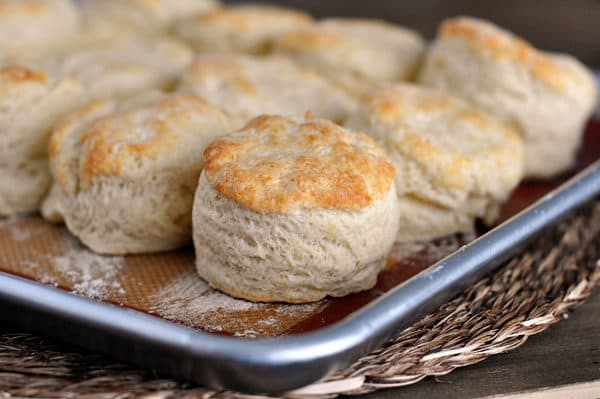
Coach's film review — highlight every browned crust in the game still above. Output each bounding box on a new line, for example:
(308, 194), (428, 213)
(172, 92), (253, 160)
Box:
(439, 17), (574, 92)
(186, 56), (257, 95)
(49, 94), (222, 191)
(203, 115), (395, 213)
(361, 84), (522, 190)
(276, 28), (345, 51)
(189, 4), (312, 31)
(79, 95), (212, 186)
(0, 66), (47, 85)
(0, 0), (48, 16)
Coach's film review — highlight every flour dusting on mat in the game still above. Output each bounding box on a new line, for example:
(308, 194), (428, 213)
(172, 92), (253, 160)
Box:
(0, 215), (22, 228)
(150, 274), (324, 336)
(151, 274), (258, 316)
(0, 215), (32, 241)
(49, 234), (125, 299)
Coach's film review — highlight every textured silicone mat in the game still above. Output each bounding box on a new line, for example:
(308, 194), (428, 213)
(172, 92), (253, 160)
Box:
(0, 121), (598, 338)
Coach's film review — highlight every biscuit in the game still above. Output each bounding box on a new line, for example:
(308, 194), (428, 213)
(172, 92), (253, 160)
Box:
(41, 90), (165, 222)
(0, 66), (87, 217)
(193, 115), (400, 303)
(0, 0), (80, 58)
(345, 84), (524, 242)
(274, 18), (425, 96)
(419, 17), (598, 178)
(44, 93), (230, 254)
(178, 54), (357, 127)
(175, 4), (312, 55)
(35, 35), (193, 100)
(81, 0), (219, 34)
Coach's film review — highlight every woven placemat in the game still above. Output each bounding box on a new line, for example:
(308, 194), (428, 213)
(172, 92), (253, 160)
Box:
(1, 201), (599, 399)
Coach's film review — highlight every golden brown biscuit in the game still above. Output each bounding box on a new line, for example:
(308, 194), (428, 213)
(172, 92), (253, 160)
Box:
(274, 18), (425, 96)
(346, 83), (524, 241)
(43, 93), (230, 254)
(81, 0), (219, 34)
(0, 66), (87, 216)
(175, 4), (312, 54)
(193, 115), (400, 303)
(419, 17), (598, 178)
(178, 53), (357, 127)
(37, 35), (193, 100)
(0, 0), (80, 57)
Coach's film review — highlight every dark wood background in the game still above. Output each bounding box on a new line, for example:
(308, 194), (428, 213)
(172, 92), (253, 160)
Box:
(226, 0), (600, 68)
(359, 289), (600, 399)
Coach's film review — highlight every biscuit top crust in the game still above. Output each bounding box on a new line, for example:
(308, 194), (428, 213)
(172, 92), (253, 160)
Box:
(354, 84), (522, 192)
(274, 18), (425, 82)
(181, 53), (334, 95)
(275, 26), (350, 53)
(278, 18), (422, 52)
(203, 115), (395, 213)
(0, 0), (79, 53)
(126, 0), (208, 14)
(37, 35), (193, 99)
(183, 54), (259, 97)
(320, 18), (423, 46)
(0, 65), (80, 99)
(106, 0), (218, 23)
(439, 17), (588, 93)
(0, 65), (48, 86)
(49, 93), (229, 192)
(178, 53), (357, 123)
(0, 0), (53, 16)
(186, 4), (312, 33)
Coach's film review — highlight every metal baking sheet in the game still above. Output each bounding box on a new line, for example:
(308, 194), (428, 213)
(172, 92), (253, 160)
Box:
(1, 120), (599, 394)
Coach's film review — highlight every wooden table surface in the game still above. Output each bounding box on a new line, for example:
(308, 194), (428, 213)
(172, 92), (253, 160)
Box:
(363, 288), (600, 399)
